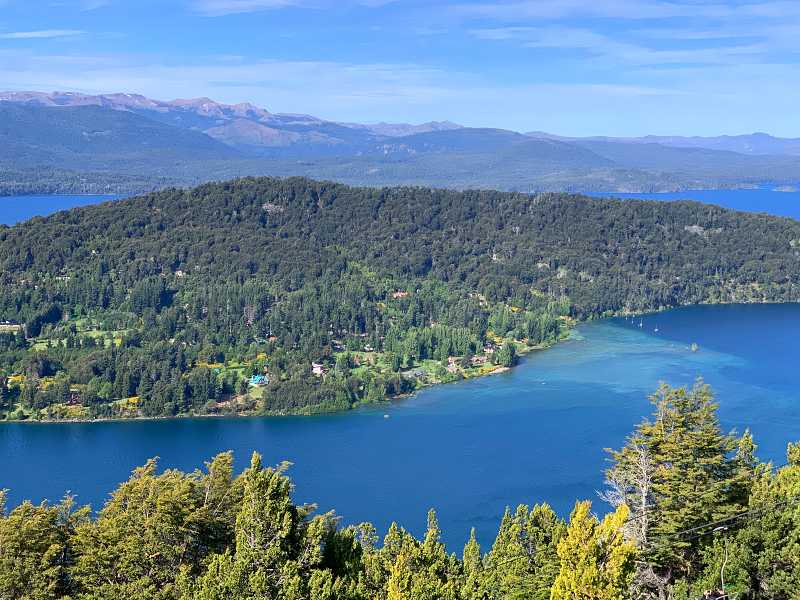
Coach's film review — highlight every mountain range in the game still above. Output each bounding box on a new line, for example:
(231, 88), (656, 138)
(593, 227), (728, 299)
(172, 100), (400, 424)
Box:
(1, 90), (799, 195)
(527, 131), (800, 157)
(0, 91), (460, 155)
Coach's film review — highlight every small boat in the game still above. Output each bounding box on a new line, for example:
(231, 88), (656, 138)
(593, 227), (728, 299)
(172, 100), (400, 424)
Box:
(654, 327), (659, 333)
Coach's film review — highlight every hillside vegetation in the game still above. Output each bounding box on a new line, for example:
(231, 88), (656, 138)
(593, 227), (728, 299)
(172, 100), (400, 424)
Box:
(0, 177), (799, 420)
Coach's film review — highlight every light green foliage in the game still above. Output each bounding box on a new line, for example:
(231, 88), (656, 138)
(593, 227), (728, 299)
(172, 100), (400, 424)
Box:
(460, 529), (483, 600)
(692, 442), (800, 599)
(551, 502), (636, 600)
(483, 504), (564, 600)
(0, 492), (87, 600)
(187, 453), (336, 600)
(380, 511), (461, 600)
(71, 452), (240, 599)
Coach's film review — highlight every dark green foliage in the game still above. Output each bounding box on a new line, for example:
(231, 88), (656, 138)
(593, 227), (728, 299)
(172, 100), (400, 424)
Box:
(1, 177), (798, 419)
(605, 382), (800, 599)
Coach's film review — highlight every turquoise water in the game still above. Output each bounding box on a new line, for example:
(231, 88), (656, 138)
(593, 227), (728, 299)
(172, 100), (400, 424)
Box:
(588, 187), (800, 220)
(1, 303), (798, 549)
(0, 195), (120, 225)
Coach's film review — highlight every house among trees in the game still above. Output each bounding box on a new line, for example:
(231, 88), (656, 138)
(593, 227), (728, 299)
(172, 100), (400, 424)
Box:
(311, 363), (326, 376)
(0, 320), (22, 333)
(249, 375), (269, 387)
(391, 291), (409, 299)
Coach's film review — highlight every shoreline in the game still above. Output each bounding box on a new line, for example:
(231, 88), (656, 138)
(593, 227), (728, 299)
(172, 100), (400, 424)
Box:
(3, 300), (798, 425)
(0, 331), (569, 425)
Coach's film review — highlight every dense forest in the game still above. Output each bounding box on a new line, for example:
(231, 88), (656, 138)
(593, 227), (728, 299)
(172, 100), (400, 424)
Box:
(1, 382), (798, 599)
(1, 177), (799, 420)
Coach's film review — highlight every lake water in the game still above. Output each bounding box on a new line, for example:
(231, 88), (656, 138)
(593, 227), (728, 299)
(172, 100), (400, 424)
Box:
(1, 303), (798, 550)
(1, 188), (799, 227)
(0, 194), (120, 225)
(588, 187), (800, 220)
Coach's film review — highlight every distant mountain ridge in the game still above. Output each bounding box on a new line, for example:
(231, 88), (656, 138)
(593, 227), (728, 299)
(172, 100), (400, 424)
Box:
(527, 130), (800, 157)
(0, 91), (464, 155)
(5, 90), (799, 158)
(0, 103), (241, 168)
(1, 90), (799, 196)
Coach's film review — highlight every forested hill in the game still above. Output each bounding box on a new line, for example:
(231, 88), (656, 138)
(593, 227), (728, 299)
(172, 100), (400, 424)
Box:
(4, 177), (799, 312)
(1, 177), (799, 420)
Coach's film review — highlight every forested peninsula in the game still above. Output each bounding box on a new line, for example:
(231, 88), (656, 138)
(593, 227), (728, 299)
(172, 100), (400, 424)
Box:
(1, 177), (799, 421)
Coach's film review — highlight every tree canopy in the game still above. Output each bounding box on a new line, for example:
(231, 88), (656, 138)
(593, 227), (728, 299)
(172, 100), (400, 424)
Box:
(1, 177), (799, 420)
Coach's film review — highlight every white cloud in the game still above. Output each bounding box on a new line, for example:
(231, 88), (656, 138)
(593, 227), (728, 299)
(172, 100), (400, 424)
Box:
(452, 0), (711, 21)
(469, 25), (770, 68)
(0, 29), (86, 39)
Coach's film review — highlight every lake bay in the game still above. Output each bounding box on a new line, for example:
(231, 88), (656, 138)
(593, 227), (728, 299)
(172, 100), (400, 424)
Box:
(1, 303), (798, 550)
(589, 187), (800, 220)
(0, 194), (120, 225)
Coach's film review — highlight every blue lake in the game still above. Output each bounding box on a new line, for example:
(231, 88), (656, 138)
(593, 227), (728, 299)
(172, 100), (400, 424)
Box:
(0, 194), (120, 225)
(589, 187), (800, 220)
(1, 189), (799, 549)
(1, 303), (798, 550)
(1, 188), (799, 227)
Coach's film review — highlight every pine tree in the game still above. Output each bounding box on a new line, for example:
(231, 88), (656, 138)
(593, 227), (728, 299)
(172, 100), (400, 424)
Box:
(188, 453), (334, 600)
(551, 501), (636, 600)
(461, 528), (485, 600)
(483, 504), (563, 599)
(697, 442), (800, 598)
(606, 380), (744, 588)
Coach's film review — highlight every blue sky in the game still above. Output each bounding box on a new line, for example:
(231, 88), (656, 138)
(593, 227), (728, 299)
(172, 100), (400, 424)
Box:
(1, 0), (799, 135)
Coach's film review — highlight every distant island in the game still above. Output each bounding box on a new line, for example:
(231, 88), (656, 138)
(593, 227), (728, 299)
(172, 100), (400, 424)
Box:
(1, 177), (799, 422)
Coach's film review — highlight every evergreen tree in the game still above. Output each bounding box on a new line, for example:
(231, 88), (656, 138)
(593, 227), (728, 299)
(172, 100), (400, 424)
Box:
(483, 504), (563, 600)
(188, 453), (333, 600)
(461, 528), (485, 600)
(0, 492), (86, 600)
(551, 502), (636, 600)
(606, 380), (744, 593)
